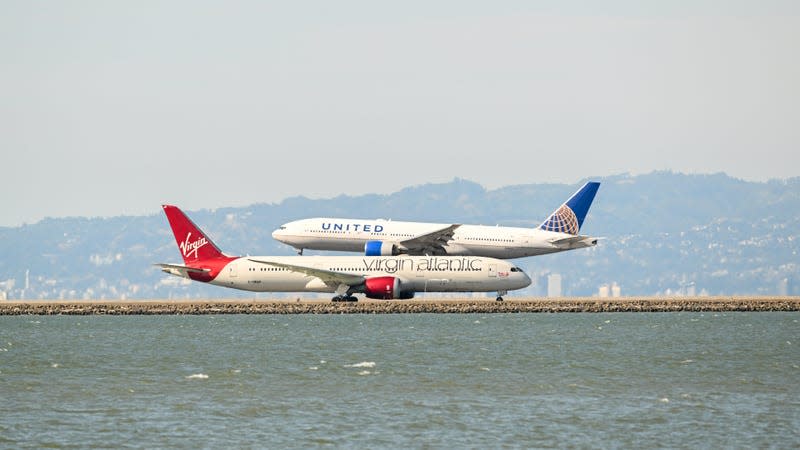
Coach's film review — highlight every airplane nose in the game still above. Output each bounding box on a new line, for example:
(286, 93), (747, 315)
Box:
(522, 272), (532, 288)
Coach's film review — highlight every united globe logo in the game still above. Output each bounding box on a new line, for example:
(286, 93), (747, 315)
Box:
(541, 205), (579, 235)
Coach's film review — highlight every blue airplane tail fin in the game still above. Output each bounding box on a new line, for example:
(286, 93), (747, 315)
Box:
(539, 182), (600, 235)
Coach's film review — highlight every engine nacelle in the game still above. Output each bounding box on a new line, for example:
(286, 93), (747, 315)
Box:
(364, 240), (401, 256)
(363, 276), (414, 300)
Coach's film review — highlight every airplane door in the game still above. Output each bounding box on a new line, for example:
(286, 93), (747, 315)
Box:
(488, 264), (496, 277)
(229, 263), (238, 278)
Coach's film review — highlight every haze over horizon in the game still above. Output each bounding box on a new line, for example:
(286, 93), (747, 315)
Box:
(3, 170), (796, 227)
(3, 1), (798, 227)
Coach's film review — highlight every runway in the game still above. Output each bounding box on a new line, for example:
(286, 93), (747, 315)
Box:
(1, 296), (798, 314)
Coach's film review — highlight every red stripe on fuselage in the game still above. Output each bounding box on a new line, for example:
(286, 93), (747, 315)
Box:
(187, 257), (237, 282)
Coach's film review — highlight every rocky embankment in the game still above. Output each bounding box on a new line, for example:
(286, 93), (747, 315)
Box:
(1, 297), (798, 315)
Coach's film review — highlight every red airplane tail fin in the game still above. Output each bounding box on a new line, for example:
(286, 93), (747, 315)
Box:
(161, 205), (227, 264)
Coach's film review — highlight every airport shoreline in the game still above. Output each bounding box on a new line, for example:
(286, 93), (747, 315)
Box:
(1, 297), (798, 315)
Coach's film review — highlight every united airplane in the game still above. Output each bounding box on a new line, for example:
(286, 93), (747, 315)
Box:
(156, 205), (531, 301)
(272, 182), (600, 258)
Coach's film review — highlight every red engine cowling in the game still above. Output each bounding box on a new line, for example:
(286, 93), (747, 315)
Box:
(363, 276), (414, 299)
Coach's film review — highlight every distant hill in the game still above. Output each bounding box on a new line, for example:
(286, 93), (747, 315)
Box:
(1, 172), (798, 299)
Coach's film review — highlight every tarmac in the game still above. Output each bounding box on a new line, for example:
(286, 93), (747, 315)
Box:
(1, 297), (798, 315)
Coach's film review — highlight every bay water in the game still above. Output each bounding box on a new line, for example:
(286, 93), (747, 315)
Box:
(1, 313), (798, 448)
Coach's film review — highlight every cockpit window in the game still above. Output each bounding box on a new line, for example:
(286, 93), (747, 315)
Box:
(510, 267), (523, 272)
(279, 226), (286, 230)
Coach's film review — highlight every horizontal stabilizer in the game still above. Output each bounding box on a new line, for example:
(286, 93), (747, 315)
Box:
(154, 263), (210, 274)
(548, 235), (598, 249)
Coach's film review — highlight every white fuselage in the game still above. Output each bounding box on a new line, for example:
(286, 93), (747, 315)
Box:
(273, 218), (596, 258)
(163, 255), (531, 294)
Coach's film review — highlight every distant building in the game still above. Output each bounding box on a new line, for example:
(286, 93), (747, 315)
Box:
(548, 274), (562, 297)
(598, 283), (620, 298)
(778, 278), (789, 296)
(0, 279), (14, 293)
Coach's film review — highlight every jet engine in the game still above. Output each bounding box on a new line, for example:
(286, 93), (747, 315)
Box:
(363, 276), (414, 299)
(364, 240), (403, 256)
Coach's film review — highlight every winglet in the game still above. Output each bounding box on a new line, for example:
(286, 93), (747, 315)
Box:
(539, 182), (600, 235)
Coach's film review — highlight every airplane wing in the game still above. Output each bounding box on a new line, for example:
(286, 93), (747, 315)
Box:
(248, 259), (366, 288)
(154, 263), (210, 274)
(398, 224), (461, 255)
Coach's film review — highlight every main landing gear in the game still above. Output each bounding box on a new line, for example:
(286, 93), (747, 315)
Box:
(332, 295), (358, 302)
(496, 290), (507, 302)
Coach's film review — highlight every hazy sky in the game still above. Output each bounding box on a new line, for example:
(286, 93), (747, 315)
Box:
(2, 1), (798, 227)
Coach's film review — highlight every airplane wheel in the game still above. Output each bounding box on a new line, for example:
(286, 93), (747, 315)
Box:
(496, 296), (504, 302)
(332, 296), (341, 302)
(346, 295), (358, 302)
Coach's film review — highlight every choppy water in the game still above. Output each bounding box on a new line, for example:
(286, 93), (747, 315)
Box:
(1, 313), (798, 449)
